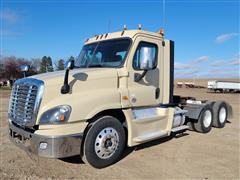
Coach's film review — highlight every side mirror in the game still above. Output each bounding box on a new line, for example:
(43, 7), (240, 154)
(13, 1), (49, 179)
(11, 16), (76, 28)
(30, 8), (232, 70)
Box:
(65, 60), (75, 70)
(20, 65), (30, 78)
(138, 47), (156, 70)
(20, 65), (30, 72)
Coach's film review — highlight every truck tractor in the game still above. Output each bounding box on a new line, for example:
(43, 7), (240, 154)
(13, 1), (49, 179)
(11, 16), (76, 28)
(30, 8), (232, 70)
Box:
(8, 27), (232, 168)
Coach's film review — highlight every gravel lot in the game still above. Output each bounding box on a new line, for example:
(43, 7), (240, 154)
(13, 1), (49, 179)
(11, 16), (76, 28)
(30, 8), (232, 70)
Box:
(0, 87), (239, 179)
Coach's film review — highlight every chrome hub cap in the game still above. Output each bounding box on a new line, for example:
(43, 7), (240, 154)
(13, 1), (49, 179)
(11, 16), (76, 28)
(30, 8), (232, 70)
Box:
(219, 107), (227, 123)
(203, 110), (212, 128)
(95, 127), (119, 159)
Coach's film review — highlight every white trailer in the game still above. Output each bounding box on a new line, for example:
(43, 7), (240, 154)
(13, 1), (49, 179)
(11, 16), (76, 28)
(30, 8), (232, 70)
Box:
(208, 80), (240, 92)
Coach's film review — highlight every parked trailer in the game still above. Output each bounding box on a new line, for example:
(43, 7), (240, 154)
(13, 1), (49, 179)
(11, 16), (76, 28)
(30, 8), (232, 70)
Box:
(208, 80), (240, 93)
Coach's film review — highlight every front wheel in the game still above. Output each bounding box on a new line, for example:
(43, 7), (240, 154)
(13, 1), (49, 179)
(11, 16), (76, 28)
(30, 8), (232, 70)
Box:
(82, 116), (126, 168)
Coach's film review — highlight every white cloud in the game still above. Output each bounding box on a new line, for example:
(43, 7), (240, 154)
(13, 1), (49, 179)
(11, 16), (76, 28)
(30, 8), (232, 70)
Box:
(1, 29), (19, 37)
(174, 56), (209, 70)
(228, 59), (240, 65)
(192, 56), (209, 63)
(203, 71), (240, 78)
(0, 8), (20, 24)
(175, 55), (239, 78)
(176, 70), (199, 76)
(211, 58), (240, 66)
(210, 60), (226, 66)
(215, 33), (239, 44)
(174, 62), (192, 70)
(210, 67), (239, 73)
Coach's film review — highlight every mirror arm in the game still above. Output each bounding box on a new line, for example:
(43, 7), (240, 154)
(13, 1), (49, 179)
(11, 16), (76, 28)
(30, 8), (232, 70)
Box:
(134, 70), (148, 82)
(61, 60), (75, 94)
(61, 69), (70, 94)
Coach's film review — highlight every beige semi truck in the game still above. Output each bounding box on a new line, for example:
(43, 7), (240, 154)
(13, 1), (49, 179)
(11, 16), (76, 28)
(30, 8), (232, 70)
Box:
(8, 27), (232, 168)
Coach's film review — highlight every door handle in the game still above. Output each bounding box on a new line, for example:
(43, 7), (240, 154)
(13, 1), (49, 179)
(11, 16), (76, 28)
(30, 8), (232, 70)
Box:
(155, 88), (160, 99)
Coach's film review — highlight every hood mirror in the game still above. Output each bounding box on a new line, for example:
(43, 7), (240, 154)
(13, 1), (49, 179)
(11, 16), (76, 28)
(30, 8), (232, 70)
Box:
(65, 59), (75, 70)
(20, 65), (30, 77)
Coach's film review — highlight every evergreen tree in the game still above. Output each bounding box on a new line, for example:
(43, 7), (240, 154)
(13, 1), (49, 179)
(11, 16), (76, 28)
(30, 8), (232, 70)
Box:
(40, 56), (54, 73)
(57, 59), (65, 70)
(46, 56), (54, 72)
(40, 56), (48, 73)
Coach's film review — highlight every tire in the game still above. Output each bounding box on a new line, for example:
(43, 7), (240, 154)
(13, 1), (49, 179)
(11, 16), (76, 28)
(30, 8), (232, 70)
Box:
(193, 104), (213, 133)
(82, 116), (126, 168)
(186, 121), (194, 131)
(212, 101), (228, 128)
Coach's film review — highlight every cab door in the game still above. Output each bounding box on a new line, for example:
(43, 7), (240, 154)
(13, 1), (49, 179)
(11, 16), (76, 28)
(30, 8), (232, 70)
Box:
(127, 36), (162, 107)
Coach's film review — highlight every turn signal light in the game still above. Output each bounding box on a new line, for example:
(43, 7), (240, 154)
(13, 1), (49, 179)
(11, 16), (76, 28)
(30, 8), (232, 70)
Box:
(122, 96), (129, 100)
(59, 114), (65, 121)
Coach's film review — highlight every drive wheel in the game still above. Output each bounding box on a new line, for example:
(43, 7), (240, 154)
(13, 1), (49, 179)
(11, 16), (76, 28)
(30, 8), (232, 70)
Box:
(82, 116), (125, 168)
(193, 105), (213, 133)
(212, 101), (228, 128)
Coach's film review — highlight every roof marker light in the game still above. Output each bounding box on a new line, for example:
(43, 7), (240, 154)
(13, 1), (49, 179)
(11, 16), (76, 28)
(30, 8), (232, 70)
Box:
(159, 28), (164, 36)
(138, 24), (142, 30)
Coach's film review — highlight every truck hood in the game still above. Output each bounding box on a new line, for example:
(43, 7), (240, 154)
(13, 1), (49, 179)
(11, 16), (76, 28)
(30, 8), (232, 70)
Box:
(31, 68), (118, 87)
(30, 68), (120, 122)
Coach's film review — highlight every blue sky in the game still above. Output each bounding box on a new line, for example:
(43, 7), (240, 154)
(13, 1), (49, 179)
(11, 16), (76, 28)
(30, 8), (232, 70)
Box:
(1, 0), (239, 78)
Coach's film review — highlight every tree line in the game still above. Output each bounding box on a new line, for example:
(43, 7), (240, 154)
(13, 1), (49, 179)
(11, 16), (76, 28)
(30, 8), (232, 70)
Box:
(0, 56), (75, 81)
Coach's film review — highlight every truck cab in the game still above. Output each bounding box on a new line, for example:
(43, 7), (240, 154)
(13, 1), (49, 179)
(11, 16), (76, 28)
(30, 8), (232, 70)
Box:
(8, 28), (231, 168)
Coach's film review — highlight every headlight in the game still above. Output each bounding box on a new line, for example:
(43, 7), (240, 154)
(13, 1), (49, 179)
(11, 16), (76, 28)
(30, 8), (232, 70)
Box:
(39, 105), (71, 124)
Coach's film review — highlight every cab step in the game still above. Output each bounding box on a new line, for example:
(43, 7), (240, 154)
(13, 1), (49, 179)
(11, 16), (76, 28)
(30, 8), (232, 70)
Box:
(133, 131), (168, 143)
(171, 125), (189, 133)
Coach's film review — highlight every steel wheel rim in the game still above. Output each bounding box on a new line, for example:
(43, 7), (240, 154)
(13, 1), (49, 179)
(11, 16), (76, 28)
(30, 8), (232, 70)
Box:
(94, 127), (119, 159)
(203, 110), (212, 128)
(219, 107), (227, 123)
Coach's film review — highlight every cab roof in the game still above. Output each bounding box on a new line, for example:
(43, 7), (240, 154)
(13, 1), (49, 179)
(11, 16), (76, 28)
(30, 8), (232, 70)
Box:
(85, 29), (164, 45)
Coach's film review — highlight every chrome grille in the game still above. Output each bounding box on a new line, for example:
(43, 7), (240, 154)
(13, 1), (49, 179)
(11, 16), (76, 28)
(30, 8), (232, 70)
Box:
(8, 78), (44, 127)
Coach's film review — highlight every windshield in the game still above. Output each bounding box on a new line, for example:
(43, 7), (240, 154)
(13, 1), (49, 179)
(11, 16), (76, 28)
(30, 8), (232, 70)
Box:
(75, 39), (131, 68)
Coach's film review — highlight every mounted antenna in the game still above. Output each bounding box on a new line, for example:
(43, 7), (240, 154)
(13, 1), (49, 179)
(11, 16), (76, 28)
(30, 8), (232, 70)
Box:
(107, 20), (111, 33)
(162, 0), (166, 29)
(121, 25), (127, 36)
(138, 24), (142, 30)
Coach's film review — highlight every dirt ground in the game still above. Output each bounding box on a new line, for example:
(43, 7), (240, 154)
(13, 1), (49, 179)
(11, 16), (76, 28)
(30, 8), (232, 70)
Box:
(0, 85), (239, 179)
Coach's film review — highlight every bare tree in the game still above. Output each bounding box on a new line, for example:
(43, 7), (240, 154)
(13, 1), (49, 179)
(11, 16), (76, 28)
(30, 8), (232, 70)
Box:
(31, 58), (41, 72)
(1, 56), (38, 81)
(3, 56), (22, 80)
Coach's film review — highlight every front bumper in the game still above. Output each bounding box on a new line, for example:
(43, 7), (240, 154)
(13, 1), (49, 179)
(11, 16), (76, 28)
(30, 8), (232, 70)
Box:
(9, 121), (83, 158)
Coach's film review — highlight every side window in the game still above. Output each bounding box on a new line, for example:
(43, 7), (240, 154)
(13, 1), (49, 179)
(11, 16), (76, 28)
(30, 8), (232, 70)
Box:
(133, 42), (158, 70)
